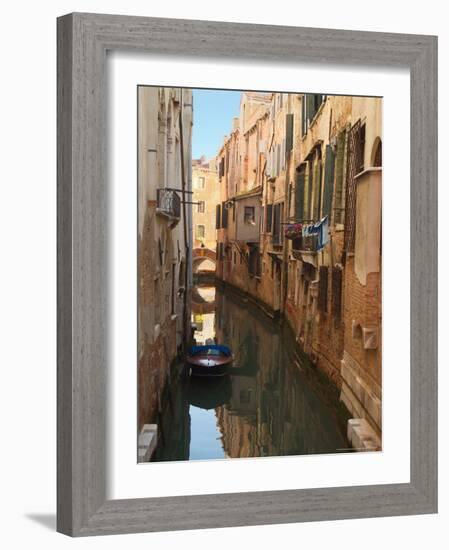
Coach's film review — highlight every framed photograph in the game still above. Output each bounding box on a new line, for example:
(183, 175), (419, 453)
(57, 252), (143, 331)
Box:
(57, 13), (437, 536)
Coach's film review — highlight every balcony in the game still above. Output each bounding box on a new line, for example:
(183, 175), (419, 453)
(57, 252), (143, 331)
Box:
(292, 234), (318, 253)
(156, 188), (181, 220)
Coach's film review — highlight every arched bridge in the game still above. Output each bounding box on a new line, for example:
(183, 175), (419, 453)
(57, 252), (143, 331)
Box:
(192, 247), (216, 273)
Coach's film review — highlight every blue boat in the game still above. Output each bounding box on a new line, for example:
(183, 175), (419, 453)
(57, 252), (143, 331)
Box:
(186, 344), (233, 377)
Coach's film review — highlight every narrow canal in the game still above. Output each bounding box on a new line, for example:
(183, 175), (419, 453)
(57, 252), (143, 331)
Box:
(152, 283), (351, 462)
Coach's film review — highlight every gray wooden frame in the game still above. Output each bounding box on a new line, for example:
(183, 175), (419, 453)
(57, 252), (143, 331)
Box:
(57, 12), (438, 537)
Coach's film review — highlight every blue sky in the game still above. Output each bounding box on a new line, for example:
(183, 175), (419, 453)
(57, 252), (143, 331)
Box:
(192, 89), (242, 160)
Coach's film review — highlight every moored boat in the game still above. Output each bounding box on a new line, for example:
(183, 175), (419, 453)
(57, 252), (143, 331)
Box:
(186, 344), (233, 377)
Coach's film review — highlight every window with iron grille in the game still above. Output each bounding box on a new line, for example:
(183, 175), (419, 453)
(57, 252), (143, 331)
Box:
(317, 266), (329, 312)
(197, 201), (205, 213)
(344, 120), (365, 254)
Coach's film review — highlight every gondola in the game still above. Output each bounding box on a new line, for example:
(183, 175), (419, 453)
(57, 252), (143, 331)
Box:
(186, 344), (233, 377)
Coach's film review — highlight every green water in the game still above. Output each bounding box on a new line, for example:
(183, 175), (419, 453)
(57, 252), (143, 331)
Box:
(151, 284), (350, 462)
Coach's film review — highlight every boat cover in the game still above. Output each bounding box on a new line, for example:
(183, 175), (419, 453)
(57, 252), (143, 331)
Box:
(188, 344), (232, 356)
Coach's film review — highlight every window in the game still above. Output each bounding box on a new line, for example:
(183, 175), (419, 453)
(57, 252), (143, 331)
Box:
(265, 204), (273, 232)
(317, 266), (329, 313)
(221, 202), (229, 228)
(322, 145), (336, 220)
(272, 203), (283, 246)
(195, 176), (205, 189)
(196, 225), (205, 240)
(331, 265), (343, 325)
(333, 130), (347, 224)
(285, 113), (294, 154)
(244, 206), (255, 225)
(248, 246), (261, 277)
(295, 168), (306, 222)
(301, 94), (326, 136)
(216, 204), (221, 229)
(197, 200), (205, 213)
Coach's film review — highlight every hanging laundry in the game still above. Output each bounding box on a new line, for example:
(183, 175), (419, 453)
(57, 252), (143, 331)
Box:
(316, 216), (329, 251)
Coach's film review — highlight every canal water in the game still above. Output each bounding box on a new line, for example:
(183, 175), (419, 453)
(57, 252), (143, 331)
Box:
(151, 283), (351, 462)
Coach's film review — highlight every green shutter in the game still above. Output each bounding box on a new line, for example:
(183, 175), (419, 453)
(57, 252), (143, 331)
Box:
(285, 113), (294, 153)
(322, 145), (336, 221)
(306, 94), (316, 124)
(312, 161), (321, 220)
(295, 170), (305, 222)
(334, 130), (346, 224)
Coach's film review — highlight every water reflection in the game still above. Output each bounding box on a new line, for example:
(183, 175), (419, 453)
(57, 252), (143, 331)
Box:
(151, 283), (350, 462)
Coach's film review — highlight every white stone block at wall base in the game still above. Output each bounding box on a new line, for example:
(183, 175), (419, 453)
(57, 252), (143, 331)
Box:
(138, 424), (158, 462)
(341, 352), (382, 429)
(347, 418), (381, 451)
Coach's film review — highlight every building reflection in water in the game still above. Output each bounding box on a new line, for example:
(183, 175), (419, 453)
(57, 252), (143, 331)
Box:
(151, 283), (350, 462)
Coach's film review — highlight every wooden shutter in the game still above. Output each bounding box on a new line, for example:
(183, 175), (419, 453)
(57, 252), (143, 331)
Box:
(216, 204), (221, 229)
(273, 203), (280, 244)
(312, 160), (321, 220)
(276, 143), (281, 177)
(322, 145), (336, 220)
(221, 202), (228, 228)
(331, 265), (343, 324)
(295, 170), (305, 222)
(286, 113), (294, 153)
(317, 266), (328, 312)
(301, 96), (307, 136)
(306, 94), (316, 125)
(266, 204), (273, 232)
(334, 130), (347, 224)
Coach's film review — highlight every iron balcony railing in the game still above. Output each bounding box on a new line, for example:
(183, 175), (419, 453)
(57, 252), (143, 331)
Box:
(292, 234), (319, 252)
(156, 188), (181, 219)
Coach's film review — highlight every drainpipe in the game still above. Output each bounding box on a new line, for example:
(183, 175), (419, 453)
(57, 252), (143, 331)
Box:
(281, 133), (292, 316)
(178, 89), (191, 349)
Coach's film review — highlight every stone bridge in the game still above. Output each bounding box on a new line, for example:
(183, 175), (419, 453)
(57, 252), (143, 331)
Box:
(192, 247), (216, 273)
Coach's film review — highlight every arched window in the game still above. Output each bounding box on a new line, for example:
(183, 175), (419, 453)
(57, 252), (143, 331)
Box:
(372, 138), (382, 167)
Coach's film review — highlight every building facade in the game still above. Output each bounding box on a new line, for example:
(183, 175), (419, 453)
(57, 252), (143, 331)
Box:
(215, 91), (382, 448)
(192, 156), (219, 274)
(137, 86), (193, 431)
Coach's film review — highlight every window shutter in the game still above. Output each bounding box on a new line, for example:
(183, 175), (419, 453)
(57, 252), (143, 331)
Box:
(221, 202), (228, 228)
(322, 145), (336, 221)
(276, 143), (281, 176)
(216, 204), (221, 229)
(266, 204), (273, 232)
(312, 161), (321, 220)
(334, 130), (346, 224)
(295, 170), (305, 222)
(317, 266), (329, 312)
(306, 94), (316, 126)
(331, 265), (343, 324)
(285, 113), (294, 153)
(301, 96), (307, 136)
